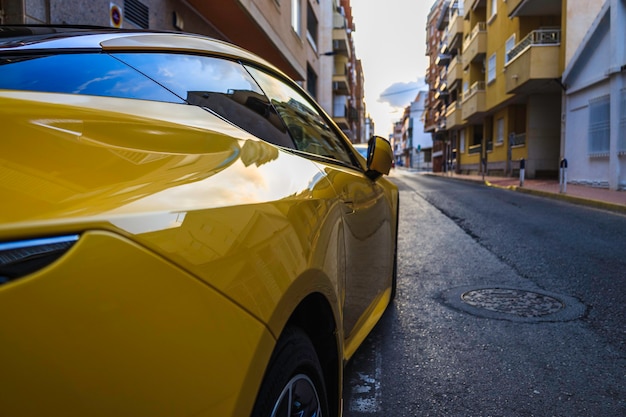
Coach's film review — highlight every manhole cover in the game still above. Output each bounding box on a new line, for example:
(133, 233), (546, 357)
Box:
(461, 288), (563, 317)
(441, 285), (586, 323)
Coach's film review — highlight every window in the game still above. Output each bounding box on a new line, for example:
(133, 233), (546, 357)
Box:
(496, 118), (504, 144)
(306, 64), (317, 100)
(0, 53), (181, 103)
(291, 0), (301, 36)
(490, 0), (497, 18)
(460, 130), (466, 153)
(115, 53), (294, 148)
(245, 66), (357, 166)
(306, 2), (318, 51)
(487, 53), (496, 84)
(588, 95), (610, 155)
(505, 34), (516, 64)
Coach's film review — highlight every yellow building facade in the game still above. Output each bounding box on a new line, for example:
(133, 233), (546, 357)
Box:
(434, 0), (564, 178)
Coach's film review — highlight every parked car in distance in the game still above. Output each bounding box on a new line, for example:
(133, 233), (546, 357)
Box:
(0, 26), (398, 417)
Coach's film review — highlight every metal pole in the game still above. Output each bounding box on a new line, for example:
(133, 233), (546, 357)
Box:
(519, 158), (525, 187)
(559, 158), (568, 193)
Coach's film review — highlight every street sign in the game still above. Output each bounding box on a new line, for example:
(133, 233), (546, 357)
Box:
(110, 3), (123, 28)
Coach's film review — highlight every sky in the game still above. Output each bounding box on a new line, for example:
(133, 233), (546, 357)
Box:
(350, 0), (433, 138)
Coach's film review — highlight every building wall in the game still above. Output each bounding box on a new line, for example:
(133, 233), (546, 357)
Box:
(565, 81), (613, 186)
(484, 0), (516, 111)
(563, 0), (626, 190)
(565, 0), (605, 67)
(526, 94), (561, 177)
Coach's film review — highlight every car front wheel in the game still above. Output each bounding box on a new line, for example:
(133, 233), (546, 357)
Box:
(251, 326), (329, 417)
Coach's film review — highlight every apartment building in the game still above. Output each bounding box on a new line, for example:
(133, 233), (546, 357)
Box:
(424, 0), (449, 172)
(396, 91), (432, 170)
(0, 0), (367, 142)
(428, 0), (564, 178)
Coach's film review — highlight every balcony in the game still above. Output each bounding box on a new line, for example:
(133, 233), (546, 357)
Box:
(332, 28), (351, 58)
(445, 101), (464, 129)
(510, 132), (526, 147)
(508, 0), (562, 18)
(333, 103), (349, 130)
(464, 0), (486, 18)
(505, 29), (561, 94)
(437, 0), (451, 30)
(446, 8), (464, 52)
(436, 53), (451, 66)
(332, 58), (351, 95)
(462, 22), (486, 68)
(461, 81), (486, 121)
(468, 143), (482, 155)
(447, 55), (463, 88)
(332, 73), (350, 95)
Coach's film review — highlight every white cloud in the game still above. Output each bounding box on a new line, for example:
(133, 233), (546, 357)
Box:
(377, 78), (427, 109)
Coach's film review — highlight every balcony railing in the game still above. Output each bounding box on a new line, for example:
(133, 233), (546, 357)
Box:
(507, 29), (560, 64)
(462, 81), (485, 101)
(509, 133), (526, 147)
(445, 101), (464, 129)
(463, 22), (486, 51)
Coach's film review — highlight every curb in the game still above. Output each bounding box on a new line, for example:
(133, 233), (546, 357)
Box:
(485, 181), (626, 215)
(421, 172), (626, 215)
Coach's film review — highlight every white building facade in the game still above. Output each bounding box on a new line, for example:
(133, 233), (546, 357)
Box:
(562, 0), (626, 190)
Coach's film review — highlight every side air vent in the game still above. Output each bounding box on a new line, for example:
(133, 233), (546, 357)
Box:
(124, 0), (150, 29)
(0, 235), (79, 285)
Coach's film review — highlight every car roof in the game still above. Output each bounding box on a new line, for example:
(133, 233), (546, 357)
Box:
(0, 25), (282, 75)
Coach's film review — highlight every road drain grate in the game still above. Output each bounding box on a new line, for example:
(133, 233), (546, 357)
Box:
(441, 285), (586, 323)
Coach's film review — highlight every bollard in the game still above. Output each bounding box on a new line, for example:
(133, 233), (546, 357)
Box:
(559, 158), (568, 193)
(482, 157), (487, 181)
(519, 158), (525, 187)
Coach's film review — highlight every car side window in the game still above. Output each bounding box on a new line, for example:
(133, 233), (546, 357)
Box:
(244, 65), (357, 167)
(113, 53), (294, 148)
(0, 53), (183, 103)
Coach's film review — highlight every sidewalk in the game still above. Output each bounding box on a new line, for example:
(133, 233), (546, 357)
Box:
(420, 171), (626, 215)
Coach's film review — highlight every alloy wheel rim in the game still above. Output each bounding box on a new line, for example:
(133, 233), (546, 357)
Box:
(270, 374), (322, 417)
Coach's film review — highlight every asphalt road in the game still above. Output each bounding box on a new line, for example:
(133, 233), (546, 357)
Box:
(343, 170), (626, 417)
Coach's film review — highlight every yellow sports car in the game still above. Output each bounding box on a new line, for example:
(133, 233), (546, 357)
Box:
(0, 26), (398, 417)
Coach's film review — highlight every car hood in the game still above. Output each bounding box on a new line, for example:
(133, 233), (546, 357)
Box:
(0, 91), (330, 240)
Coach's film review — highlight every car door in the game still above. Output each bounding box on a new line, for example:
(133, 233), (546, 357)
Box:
(245, 65), (394, 342)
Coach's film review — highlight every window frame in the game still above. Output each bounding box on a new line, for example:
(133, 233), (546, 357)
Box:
(487, 52), (496, 84)
(243, 63), (362, 170)
(460, 130), (466, 153)
(306, 1), (318, 52)
(291, 0), (301, 36)
(588, 95), (611, 156)
(505, 34), (516, 65)
(496, 118), (504, 144)
(111, 52), (296, 149)
(490, 0), (497, 19)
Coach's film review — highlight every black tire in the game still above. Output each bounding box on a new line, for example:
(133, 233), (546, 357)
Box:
(251, 326), (329, 417)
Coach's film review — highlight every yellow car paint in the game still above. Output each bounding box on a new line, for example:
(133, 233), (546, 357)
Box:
(0, 231), (275, 417)
(0, 28), (399, 417)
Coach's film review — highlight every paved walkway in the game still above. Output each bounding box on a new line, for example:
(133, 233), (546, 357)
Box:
(416, 170), (626, 215)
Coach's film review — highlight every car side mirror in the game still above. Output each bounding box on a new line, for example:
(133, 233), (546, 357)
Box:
(365, 135), (393, 180)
